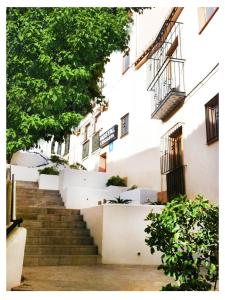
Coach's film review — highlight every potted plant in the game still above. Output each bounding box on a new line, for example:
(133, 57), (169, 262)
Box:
(38, 166), (59, 190)
(106, 175), (127, 187)
(108, 196), (132, 204)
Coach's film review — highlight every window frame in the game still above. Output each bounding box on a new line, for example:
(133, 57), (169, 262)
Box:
(64, 135), (70, 156)
(198, 7), (218, 34)
(120, 113), (129, 138)
(57, 143), (62, 156)
(122, 50), (130, 75)
(205, 94), (219, 145)
(82, 140), (90, 160)
(92, 131), (100, 153)
(83, 123), (90, 142)
(51, 140), (55, 154)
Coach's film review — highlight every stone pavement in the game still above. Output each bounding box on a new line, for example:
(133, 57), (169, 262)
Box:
(16, 265), (173, 291)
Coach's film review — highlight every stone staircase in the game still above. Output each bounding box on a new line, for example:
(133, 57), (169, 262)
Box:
(16, 181), (99, 266)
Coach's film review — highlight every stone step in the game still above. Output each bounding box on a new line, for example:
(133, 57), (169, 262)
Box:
(24, 254), (100, 266)
(26, 236), (93, 245)
(17, 213), (83, 222)
(18, 205), (64, 209)
(17, 197), (62, 202)
(17, 207), (80, 215)
(17, 188), (60, 194)
(27, 228), (90, 237)
(17, 197), (63, 202)
(17, 192), (61, 197)
(17, 200), (64, 206)
(25, 245), (98, 255)
(23, 220), (86, 228)
(16, 181), (38, 188)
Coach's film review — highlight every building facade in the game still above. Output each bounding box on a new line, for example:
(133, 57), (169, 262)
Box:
(39, 7), (219, 203)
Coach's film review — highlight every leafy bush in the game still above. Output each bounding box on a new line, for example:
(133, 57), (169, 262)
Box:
(69, 162), (87, 170)
(50, 155), (68, 166)
(108, 196), (132, 204)
(145, 195), (219, 291)
(106, 175), (127, 187)
(127, 184), (138, 191)
(38, 166), (59, 175)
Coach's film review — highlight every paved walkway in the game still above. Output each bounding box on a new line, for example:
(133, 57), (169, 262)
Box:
(16, 265), (172, 291)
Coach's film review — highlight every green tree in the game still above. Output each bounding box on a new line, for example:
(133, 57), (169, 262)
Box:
(7, 7), (145, 160)
(145, 195), (219, 291)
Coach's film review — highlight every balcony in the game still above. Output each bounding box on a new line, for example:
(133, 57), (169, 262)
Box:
(147, 21), (185, 121)
(149, 58), (185, 120)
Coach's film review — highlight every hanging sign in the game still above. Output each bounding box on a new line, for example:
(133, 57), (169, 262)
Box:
(100, 125), (118, 148)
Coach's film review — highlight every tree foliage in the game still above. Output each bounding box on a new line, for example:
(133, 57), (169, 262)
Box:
(145, 195), (219, 291)
(7, 7), (144, 159)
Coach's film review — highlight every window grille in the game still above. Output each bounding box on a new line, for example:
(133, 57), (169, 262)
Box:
(121, 113), (129, 137)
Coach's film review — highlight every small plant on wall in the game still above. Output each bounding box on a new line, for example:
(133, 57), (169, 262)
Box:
(38, 166), (59, 176)
(108, 196), (132, 204)
(50, 155), (68, 166)
(106, 175), (127, 187)
(145, 194), (219, 291)
(69, 162), (87, 170)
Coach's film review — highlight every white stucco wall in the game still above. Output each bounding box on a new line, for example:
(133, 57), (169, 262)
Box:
(11, 165), (40, 182)
(63, 186), (127, 209)
(158, 8), (220, 202)
(34, 7), (219, 203)
(120, 188), (157, 204)
(10, 151), (48, 167)
(81, 205), (164, 265)
(38, 174), (59, 190)
(7, 227), (27, 290)
(59, 168), (113, 194)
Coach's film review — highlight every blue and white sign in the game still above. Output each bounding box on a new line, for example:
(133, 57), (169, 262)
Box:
(99, 125), (118, 148)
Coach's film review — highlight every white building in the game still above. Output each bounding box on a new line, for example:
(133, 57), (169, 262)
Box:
(35, 7), (219, 203)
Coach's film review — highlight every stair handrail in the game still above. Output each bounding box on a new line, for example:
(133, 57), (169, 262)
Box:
(6, 169), (23, 237)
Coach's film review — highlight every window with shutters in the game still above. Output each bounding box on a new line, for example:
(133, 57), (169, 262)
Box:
(57, 143), (62, 156)
(92, 132), (100, 153)
(51, 140), (55, 154)
(94, 114), (101, 133)
(64, 135), (70, 155)
(205, 94), (219, 145)
(82, 140), (90, 159)
(198, 7), (218, 34)
(83, 123), (90, 142)
(121, 113), (129, 138)
(122, 51), (130, 74)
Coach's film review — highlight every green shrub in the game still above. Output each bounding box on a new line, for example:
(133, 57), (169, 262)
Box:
(106, 175), (127, 187)
(69, 162), (87, 170)
(145, 194), (219, 291)
(50, 155), (68, 166)
(38, 166), (59, 175)
(108, 196), (132, 204)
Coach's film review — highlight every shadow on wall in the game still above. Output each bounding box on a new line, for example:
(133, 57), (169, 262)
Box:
(107, 146), (161, 190)
(184, 121), (218, 203)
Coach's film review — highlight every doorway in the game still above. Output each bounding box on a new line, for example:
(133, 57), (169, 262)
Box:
(99, 153), (107, 172)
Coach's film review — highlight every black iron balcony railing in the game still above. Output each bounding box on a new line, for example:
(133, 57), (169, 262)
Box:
(147, 21), (185, 120)
(149, 58), (185, 120)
